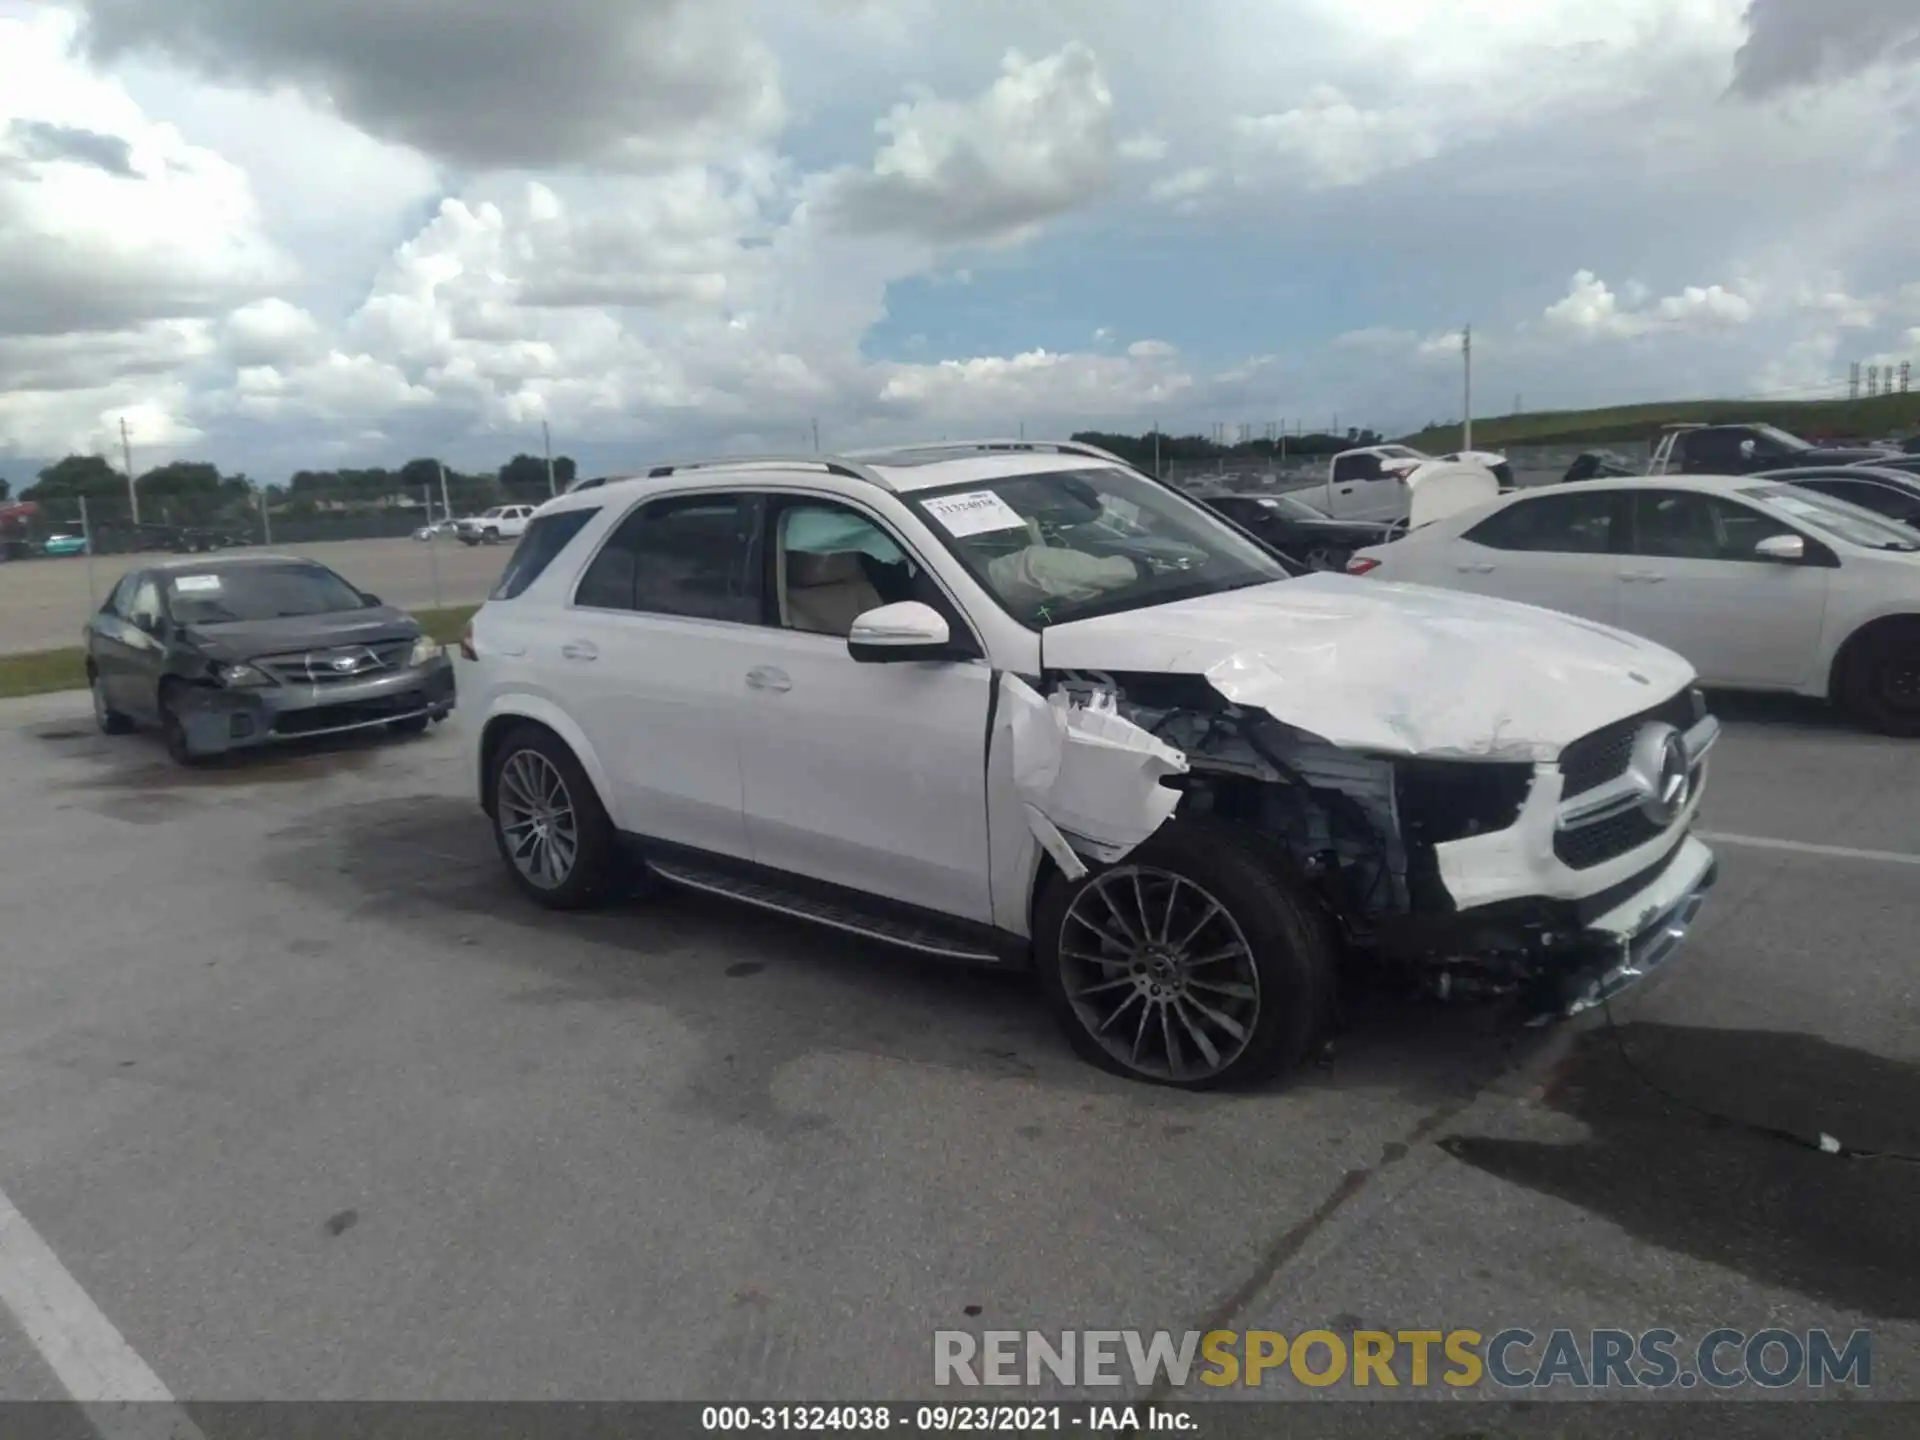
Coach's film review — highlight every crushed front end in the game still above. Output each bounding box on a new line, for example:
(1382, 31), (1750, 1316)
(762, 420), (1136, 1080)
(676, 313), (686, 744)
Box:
(1049, 671), (1720, 1025)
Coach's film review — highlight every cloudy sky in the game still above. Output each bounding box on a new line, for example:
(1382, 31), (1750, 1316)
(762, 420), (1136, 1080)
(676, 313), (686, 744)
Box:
(2, 0), (1918, 480)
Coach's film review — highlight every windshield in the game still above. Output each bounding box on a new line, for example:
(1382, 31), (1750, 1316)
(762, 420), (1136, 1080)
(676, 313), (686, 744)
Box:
(1263, 493), (1328, 519)
(909, 466), (1290, 626)
(163, 563), (369, 623)
(1744, 485), (1919, 551)
(1376, 445), (1425, 460)
(1751, 424), (1812, 453)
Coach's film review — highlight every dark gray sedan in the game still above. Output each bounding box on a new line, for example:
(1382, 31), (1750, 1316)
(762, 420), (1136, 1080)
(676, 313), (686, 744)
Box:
(84, 554), (456, 764)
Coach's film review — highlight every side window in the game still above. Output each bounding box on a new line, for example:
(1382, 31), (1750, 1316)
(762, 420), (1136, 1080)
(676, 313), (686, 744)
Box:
(574, 493), (762, 622)
(1679, 430), (1736, 472)
(1332, 453), (1380, 484)
(102, 573), (138, 617)
(1462, 492), (1618, 553)
(773, 501), (910, 638)
(128, 577), (163, 627)
(1630, 492), (1794, 561)
(491, 508), (599, 600)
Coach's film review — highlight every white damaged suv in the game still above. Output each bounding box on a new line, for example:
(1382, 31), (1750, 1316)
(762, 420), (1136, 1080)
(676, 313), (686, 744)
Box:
(463, 440), (1720, 1089)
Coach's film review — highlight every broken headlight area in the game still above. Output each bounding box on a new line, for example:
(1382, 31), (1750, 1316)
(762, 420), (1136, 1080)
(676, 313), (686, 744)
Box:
(1047, 668), (1632, 1017)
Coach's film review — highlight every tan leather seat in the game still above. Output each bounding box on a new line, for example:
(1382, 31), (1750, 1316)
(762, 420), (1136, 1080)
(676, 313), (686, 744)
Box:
(786, 551), (883, 635)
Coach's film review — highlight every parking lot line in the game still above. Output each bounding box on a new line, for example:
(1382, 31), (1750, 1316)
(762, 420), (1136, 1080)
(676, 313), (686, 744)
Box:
(1698, 830), (1920, 867)
(0, 1183), (203, 1437)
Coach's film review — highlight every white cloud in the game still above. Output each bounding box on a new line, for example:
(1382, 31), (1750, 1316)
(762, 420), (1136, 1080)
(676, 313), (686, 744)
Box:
(814, 44), (1118, 244)
(223, 298), (323, 366)
(1234, 87), (1440, 189)
(1147, 167), (1213, 204)
(1544, 270), (1755, 340)
(1117, 133), (1168, 162)
(0, 10), (288, 340)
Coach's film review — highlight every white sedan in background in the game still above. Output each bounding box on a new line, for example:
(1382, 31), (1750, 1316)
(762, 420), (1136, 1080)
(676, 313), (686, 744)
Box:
(1346, 473), (1920, 734)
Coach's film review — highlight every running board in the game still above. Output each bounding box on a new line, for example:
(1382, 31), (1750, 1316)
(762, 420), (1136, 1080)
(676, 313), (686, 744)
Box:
(646, 858), (1004, 963)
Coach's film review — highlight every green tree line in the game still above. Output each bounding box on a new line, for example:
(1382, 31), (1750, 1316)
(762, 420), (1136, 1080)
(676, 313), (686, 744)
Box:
(1071, 427), (1385, 472)
(8, 451), (580, 527)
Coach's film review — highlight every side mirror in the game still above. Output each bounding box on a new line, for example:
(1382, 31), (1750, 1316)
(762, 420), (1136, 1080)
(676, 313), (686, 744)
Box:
(361, 592), (383, 607)
(1754, 533), (1805, 563)
(847, 601), (959, 663)
(131, 612), (158, 636)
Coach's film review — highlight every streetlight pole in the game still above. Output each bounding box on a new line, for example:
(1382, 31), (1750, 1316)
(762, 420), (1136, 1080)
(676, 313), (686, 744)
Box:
(120, 417), (140, 526)
(542, 421), (557, 497)
(1462, 325), (1474, 453)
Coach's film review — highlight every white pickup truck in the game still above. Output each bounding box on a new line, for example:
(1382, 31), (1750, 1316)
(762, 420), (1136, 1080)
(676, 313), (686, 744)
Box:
(456, 505), (538, 546)
(1319, 445), (1515, 521)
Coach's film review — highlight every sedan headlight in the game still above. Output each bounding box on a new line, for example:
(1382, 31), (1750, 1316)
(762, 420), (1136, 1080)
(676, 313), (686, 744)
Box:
(216, 662), (273, 688)
(409, 636), (444, 666)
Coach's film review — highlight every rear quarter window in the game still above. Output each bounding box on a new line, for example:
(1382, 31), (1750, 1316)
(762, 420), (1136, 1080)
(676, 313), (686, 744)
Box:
(490, 509), (600, 600)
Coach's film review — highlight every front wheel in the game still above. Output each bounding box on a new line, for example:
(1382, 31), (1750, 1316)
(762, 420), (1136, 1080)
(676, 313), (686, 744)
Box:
(482, 527), (501, 545)
(1840, 622), (1920, 736)
(489, 726), (622, 909)
(157, 683), (202, 766)
(1034, 820), (1338, 1089)
(90, 671), (134, 734)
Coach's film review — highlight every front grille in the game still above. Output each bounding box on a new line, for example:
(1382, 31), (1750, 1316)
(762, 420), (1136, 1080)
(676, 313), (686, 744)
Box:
(272, 690), (428, 734)
(1556, 689), (1698, 799)
(258, 640), (414, 685)
(1554, 759), (1707, 870)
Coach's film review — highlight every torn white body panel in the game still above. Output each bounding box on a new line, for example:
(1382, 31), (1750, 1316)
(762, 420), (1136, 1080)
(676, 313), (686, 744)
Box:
(1404, 460), (1501, 529)
(1042, 573), (1697, 761)
(1001, 675), (1189, 871)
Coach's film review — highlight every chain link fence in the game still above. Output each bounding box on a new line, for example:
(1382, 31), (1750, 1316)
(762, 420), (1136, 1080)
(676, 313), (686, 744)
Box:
(0, 480), (541, 656)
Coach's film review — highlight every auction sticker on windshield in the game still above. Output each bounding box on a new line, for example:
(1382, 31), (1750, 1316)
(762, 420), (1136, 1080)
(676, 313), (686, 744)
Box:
(172, 575), (222, 592)
(923, 490), (1027, 537)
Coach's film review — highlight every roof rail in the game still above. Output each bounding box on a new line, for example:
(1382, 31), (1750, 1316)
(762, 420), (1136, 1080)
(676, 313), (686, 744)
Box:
(642, 454), (893, 489)
(842, 438), (1139, 470)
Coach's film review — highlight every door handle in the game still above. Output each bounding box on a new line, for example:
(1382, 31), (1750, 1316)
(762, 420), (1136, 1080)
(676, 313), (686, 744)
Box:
(745, 666), (791, 693)
(560, 640), (598, 661)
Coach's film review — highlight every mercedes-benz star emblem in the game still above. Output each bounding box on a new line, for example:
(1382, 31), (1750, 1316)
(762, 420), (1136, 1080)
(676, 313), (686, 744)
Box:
(1629, 722), (1692, 826)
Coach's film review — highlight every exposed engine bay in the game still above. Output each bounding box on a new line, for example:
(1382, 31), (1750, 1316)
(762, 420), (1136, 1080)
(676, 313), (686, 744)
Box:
(1036, 668), (1668, 1020)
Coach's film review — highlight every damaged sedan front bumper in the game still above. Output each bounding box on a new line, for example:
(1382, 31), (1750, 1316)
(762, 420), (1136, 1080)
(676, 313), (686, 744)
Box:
(175, 656), (456, 756)
(1556, 832), (1717, 1019)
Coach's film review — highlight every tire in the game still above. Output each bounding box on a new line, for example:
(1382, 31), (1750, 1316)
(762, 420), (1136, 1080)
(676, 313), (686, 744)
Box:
(89, 669), (134, 735)
(482, 527), (501, 545)
(488, 724), (622, 909)
(157, 681), (202, 766)
(1034, 818), (1338, 1090)
(1839, 621), (1920, 737)
(388, 714), (431, 736)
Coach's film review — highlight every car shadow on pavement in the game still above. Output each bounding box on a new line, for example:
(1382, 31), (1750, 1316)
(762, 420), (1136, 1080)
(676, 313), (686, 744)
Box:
(263, 793), (1531, 1124)
(1702, 689), (1856, 734)
(1440, 1021), (1920, 1320)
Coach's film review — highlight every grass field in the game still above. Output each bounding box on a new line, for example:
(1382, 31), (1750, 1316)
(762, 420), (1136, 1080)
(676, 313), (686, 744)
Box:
(0, 604), (479, 700)
(1398, 391), (1920, 451)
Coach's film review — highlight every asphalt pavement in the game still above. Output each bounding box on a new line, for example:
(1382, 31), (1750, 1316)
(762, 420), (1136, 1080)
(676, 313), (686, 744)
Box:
(0, 677), (1912, 1422)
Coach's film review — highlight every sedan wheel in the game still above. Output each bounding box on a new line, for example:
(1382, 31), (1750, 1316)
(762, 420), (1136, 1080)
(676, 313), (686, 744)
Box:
(1058, 867), (1262, 1084)
(91, 672), (133, 734)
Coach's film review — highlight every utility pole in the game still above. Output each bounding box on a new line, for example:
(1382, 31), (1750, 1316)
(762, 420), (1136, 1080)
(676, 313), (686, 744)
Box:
(1902, 361), (1911, 394)
(1850, 362), (1861, 399)
(436, 461), (453, 526)
(542, 421), (557, 497)
(1018, 420), (1025, 440)
(1152, 421), (1161, 479)
(120, 417), (140, 526)
(811, 418), (820, 452)
(1462, 324), (1474, 453)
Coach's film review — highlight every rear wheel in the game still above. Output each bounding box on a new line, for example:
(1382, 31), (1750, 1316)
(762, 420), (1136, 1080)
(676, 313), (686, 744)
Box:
(1034, 820), (1338, 1089)
(1840, 621), (1920, 736)
(489, 725), (622, 909)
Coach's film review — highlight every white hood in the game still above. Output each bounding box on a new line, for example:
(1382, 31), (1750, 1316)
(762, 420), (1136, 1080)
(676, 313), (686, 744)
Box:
(1041, 574), (1697, 762)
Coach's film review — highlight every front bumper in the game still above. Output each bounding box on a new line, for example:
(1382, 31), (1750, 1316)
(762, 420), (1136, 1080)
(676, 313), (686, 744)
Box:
(175, 655), (456, 755)
(1547, 832), (1717, 1020)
